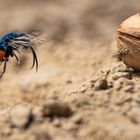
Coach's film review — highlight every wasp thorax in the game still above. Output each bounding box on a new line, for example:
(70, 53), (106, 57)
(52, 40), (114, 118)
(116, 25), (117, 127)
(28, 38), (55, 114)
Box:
(117, 13), (140, 70)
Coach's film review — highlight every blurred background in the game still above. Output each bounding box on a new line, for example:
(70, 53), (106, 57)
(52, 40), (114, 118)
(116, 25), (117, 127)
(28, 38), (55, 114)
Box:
(0, 0), (140, 140)
(0, 0), (139, 41)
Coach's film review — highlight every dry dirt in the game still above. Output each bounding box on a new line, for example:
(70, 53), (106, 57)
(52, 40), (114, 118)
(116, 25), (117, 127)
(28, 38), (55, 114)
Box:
(0, 0), (140, 140)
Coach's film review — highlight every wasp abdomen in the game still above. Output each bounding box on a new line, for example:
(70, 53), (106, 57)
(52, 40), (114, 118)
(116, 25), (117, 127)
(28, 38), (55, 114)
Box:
(0, 50), (5, 61)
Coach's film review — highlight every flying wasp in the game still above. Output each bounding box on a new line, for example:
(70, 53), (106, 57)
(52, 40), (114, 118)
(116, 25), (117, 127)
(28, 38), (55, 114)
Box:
(0, 31), (45, 77)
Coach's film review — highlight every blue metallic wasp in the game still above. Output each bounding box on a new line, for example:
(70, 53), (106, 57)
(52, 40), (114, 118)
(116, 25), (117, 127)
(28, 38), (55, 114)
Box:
(0, 31), (44, 77)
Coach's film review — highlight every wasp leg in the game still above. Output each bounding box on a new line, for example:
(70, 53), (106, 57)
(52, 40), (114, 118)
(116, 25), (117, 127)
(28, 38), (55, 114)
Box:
(13, 51), (20, 64)
(0, 58), (7, 78)
(15, 49), (20, 54)
(29, 46), (38, 72)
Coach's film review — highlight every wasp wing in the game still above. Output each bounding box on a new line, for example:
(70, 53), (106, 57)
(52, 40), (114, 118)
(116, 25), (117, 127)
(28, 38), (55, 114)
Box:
(8, 30), (47, 71)
(9, 30), (46, 49)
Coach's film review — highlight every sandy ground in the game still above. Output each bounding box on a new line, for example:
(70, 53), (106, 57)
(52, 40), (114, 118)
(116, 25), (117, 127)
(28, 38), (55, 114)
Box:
(0, 0), (140, 140)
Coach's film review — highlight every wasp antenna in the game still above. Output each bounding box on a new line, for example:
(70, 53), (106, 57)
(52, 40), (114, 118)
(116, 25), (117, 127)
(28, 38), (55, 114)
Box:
(29, 46), (38, 72)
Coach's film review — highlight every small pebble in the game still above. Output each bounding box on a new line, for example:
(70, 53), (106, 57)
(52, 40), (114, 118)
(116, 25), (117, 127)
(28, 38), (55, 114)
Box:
(122, 85), (134, 93)
(112, 64), (126, 72)
(10, 105), (32, 129)
(94, 78), (108, 90)
(2, 128), (12, 136)
(72, 114), (83, 124)
(34, 131), (51, 140)
(43, 100), (72, 117)
(52, 118), (61, 127)
(135, 85), (140, 92)
(127, 107), (140, 124)
(111, 72), (131, 80)
(32, 107), (44, 123)
(113, 79), (123, 90)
